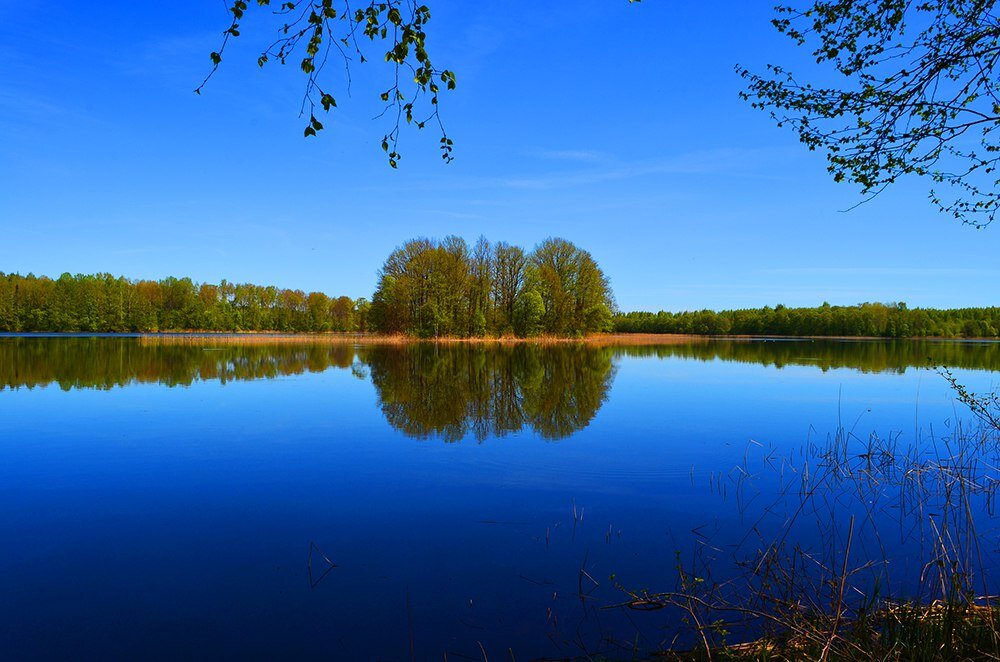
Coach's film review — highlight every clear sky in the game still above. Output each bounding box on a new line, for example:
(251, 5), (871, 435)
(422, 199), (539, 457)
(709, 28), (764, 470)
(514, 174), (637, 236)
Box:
(1, 1), (998, 312)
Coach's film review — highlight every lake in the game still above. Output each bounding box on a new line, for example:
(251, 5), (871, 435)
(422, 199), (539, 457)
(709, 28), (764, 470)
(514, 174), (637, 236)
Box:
(2, 336), (999, 659)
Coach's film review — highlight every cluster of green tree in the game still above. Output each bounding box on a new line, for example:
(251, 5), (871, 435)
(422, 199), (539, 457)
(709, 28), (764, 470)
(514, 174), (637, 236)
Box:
(614, 303), (1000, 338)
(0, 272), (369, 333)
(369, 236), (616, 337)
(612, 340), (1000, 375)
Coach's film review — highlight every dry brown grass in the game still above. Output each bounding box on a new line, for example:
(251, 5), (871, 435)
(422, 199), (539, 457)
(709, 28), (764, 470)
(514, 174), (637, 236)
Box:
(137, 332), (710, 347)
(138, 333), (406, 346)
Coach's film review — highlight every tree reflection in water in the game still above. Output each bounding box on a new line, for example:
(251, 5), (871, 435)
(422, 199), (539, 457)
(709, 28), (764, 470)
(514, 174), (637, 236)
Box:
(3, 336), (999, 441)
(0, 337), (618, 441)
(363, 343), (617, 441)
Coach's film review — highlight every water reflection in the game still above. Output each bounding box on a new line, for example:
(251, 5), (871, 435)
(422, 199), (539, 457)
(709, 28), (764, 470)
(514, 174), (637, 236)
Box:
(615, 338), (1000, 372)
(367, 343), (617, 440)
(2, 337), (999, 441)
(0, 338), (618, 440)
(0, 337), (356, 389)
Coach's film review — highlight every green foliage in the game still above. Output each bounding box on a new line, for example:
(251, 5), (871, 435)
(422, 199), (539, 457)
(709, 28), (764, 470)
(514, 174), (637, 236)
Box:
(615, 302), (1000, 338)
(197, 0), (456, 166)
(0, 272), (363, 333)
(739, 0), (1000, 227)
(471, 309), (487, 337)
(369, 236), (616, 338)
(513, 288), (544, 338)
(528, 238), (616, 337)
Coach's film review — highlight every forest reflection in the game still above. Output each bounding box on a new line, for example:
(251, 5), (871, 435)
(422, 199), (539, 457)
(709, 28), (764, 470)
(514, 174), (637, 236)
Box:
(366, 344), (617, 440)
(614, 338), (1000, 373)
(0, 338), (618, 440)
(0, 337), (357, 390)
(2, 337), (998, 439)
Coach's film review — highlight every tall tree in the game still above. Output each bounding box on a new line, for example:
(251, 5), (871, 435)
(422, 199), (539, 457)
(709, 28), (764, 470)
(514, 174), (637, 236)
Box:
(527, 238), (615, 336)
(492, 242), (527, 335)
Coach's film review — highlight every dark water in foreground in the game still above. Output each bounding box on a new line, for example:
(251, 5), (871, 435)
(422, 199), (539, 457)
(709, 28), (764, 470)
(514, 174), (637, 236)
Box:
(1, 337), (999, 659)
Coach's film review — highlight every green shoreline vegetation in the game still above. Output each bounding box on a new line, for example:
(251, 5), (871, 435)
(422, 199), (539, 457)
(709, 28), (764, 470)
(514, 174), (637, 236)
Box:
(0, 236), (616, 337)
(2, 235), (997, 340)
(616, 302), (1000, 338)
(2, 281), (997, 339)
(2, 235), (997, 339)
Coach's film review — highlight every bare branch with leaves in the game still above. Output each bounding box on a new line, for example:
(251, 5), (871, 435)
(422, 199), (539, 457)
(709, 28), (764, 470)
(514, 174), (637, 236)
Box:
(197, 0), (456, 167)
(740, 0), (1000, 227)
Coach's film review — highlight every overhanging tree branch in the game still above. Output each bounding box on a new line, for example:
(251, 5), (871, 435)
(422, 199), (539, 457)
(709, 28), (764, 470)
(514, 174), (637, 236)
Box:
(739, 0), (1000, 227)
(197, 0), (456, 167)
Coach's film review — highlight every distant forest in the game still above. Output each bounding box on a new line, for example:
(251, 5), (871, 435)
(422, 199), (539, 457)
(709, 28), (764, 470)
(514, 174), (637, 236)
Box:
(0, 272), (367, 333)
(1, 268), (997, 339)
(614, 303), (1000, 338)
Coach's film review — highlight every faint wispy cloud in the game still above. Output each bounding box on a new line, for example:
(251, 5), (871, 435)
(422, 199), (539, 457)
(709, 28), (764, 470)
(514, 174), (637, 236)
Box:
(530, 148), (605, 162)
(357, 146), (794, 195)
(111, 245), (187, 256)
(420, 209), (482, 219)
(758, 267), (1000, 277)
(499, 147), (779, 190)
(0, 84), (99, 131)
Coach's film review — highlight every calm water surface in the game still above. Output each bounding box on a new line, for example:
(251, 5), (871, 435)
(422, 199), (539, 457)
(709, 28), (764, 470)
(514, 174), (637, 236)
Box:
(1, 337), (999, 659)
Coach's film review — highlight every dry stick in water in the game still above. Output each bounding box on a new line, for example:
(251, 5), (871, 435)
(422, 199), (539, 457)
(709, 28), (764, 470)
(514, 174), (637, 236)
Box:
(406, 586), (415, 662)
(820, 514), (855, 661)
(307, 541), (337, 588)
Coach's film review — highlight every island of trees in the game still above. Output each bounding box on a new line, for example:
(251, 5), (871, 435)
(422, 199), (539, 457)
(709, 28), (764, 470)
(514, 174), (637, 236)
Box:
(369, 236), (614, 337)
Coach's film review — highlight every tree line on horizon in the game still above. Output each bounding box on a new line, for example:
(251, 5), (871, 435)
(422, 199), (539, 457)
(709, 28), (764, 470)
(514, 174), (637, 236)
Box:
(0, 272), (368, 333)
(614, 302), (1000, 338)
(2, 270), (998, 339)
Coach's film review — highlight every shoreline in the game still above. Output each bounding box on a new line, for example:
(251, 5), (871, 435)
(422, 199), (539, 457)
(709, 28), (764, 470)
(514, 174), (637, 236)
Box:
(1, 332), (998, 345)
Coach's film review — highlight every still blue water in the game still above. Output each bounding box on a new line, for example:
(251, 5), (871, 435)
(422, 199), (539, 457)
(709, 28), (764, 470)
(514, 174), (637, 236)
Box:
(1, 338), (998, 659)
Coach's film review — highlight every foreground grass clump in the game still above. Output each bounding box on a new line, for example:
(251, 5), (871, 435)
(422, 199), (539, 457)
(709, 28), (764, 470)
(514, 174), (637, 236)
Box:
(617, 376), (1000, 662)
(636, 601), (1000, 660)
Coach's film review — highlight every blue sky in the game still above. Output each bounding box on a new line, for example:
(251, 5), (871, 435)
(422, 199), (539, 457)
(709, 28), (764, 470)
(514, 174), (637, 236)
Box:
(1, 1), (998, 312)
